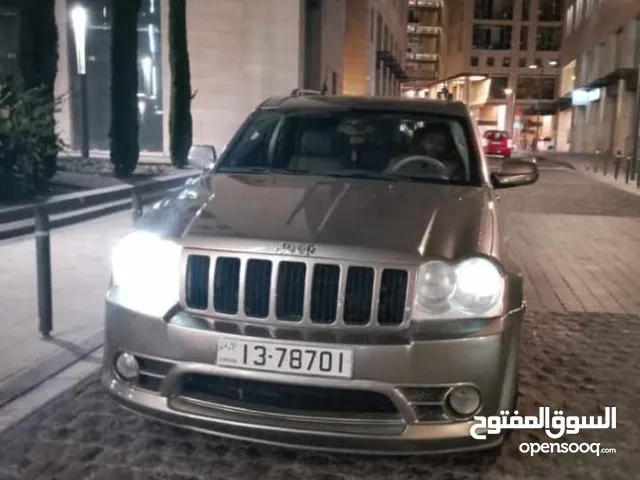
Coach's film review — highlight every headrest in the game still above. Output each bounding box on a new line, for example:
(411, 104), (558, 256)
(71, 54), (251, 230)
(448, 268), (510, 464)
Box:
(299, 130), (336, 157)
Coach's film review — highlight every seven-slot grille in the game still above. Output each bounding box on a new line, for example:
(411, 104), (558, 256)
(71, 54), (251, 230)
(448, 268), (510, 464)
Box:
(184, 254), (410, 326)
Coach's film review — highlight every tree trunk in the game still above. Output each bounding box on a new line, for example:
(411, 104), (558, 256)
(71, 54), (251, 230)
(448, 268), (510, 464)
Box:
(18, 0), (59, 182)
(169, 0), (192, 169)
(110, 0), (141, 177)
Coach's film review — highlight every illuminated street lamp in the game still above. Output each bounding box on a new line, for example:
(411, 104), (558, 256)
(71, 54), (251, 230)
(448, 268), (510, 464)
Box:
(71, 5), (90, 159)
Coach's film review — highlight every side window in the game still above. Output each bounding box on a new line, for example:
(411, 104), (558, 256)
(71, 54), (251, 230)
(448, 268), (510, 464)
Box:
(225, 113), (281, 167)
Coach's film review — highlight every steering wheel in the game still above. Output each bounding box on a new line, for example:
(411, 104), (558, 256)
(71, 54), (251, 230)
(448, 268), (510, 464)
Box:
(386, 154), (450, 178)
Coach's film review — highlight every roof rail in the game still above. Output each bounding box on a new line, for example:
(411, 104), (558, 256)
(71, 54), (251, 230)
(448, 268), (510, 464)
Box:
(289, 88), (324, 97)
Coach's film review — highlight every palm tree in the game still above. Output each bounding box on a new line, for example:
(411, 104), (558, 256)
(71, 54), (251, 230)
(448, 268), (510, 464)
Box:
(110, 0), (141, 177)
(168, 0), (193, 168)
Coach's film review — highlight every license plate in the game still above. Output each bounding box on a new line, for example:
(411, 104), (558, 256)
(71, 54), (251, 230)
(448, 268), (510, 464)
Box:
(216, 337), (354, 378)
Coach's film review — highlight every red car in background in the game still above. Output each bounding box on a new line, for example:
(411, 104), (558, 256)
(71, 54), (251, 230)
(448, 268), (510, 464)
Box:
(482, 130), (512, 158)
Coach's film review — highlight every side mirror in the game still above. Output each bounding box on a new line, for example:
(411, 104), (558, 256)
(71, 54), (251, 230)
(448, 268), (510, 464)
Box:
(188, 144), (217, 170)
(491, 158), (539, 189)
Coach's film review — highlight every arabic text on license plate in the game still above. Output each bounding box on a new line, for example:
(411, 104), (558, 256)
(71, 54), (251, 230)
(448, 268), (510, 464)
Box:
(216, 337), (353, 378)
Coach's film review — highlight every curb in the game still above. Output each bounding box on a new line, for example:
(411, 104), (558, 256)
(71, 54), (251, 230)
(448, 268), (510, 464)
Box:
(0, 358), (102, 437)
(0, 329), (103, 410)
(534, 155), (577, 170)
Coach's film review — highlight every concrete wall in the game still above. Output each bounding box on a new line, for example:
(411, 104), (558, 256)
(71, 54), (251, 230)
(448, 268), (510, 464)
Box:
(178, 0), (302, 154)
(343, 0), (406, 96)
(343, 0), (368, 95)
(562, 0), (640, 68)
(562, 0), (640, 154)
(320, 0), (347, 93)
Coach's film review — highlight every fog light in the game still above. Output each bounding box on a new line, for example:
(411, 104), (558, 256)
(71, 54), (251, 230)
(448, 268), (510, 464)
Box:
(446, 385), (481, 417)
(115, 352), (139, 380)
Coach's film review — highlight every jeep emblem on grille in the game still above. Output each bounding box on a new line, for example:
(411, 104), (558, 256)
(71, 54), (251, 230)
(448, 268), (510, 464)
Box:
(276, 242), (316, 256)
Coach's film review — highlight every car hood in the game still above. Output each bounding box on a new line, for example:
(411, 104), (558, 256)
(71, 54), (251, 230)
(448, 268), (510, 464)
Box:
(136, 173), (495, 260)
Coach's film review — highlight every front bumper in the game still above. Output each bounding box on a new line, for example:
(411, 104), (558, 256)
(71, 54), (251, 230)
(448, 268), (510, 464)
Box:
(102, 292), (524, 455)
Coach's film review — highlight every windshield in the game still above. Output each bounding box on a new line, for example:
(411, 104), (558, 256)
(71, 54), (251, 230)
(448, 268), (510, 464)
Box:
(484, 130), (509, 141)
(216, 109), (482, 185)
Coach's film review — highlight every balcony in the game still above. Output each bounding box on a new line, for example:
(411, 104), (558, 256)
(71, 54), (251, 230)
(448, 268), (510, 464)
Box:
(405, 62), (438, 79)
(405, 52), (439, 63)
(407, 25), (441, 35)
(408, 0), (443, 8)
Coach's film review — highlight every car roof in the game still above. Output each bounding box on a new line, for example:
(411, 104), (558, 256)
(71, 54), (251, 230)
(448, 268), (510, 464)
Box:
(257, 94), (471, 117)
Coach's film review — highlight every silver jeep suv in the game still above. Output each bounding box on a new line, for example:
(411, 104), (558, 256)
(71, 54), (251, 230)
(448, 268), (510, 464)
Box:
(102, 92), (539, 454)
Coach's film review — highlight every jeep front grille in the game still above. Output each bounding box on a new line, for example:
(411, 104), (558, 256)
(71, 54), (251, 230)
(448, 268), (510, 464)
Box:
(183, 253), (410, 327)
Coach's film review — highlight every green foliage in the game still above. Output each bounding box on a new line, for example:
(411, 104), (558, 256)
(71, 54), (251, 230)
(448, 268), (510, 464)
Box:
(0, 83), (66, 200)
(110, 0), (142, 177)
(169, 0), (193, 169)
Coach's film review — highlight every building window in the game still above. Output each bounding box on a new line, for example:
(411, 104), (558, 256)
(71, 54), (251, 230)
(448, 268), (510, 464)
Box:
(408, 8), (420, 23)
(331, 72), (337, 94)
(472, 25), (512, 50)
(519, 57), (527, 67)
(521, 0), (531, 21)
(471, 56), (479, 66)
(473, 0), (513, 20)
(67, 0), (164, 152)
(534, 58), (543, 67)
(487, 57), (495, 66)
(538, 0), (563, 22)
(520, 26), (528, 50)
(503, 57), (511, 67)
(516, 76), (557, 99)
(489, 76), (509, 99)
(536, 26), (562, 51)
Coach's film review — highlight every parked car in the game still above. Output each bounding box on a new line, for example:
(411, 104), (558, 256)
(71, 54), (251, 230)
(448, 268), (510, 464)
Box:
(537, 137), (555, 151)
(482, 130), (513, 158)
(103, 91), (539, 455)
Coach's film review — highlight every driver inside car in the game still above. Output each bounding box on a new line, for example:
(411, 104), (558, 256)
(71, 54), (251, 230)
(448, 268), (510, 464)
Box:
(387, 124), (464, 179)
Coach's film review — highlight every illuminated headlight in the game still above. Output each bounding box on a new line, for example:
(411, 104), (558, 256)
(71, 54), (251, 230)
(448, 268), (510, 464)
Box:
(111, 231), (182, 305)
(412, 257), (505, 319)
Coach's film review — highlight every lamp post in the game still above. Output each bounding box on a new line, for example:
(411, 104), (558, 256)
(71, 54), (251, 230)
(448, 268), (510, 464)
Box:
(71, 5), (90, 160)
(504, 87), (516, 139)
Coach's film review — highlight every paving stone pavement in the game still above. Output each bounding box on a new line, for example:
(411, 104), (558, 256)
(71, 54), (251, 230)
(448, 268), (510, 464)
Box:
(0, 167), (639, 479)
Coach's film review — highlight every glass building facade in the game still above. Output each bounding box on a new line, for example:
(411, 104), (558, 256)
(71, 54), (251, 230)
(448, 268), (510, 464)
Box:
(67, 0), (163, 152)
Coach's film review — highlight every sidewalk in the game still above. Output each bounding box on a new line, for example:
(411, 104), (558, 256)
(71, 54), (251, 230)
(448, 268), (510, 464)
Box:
(537, 152), (640, 197)
(0, 210), (131, 407)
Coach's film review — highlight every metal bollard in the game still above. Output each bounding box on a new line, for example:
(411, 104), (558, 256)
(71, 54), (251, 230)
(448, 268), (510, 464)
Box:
(613, 151), (622, 179)
(625, 156), (632, 183)
(593, 149), (600, 173)
(34, 206), (53, 338)
(132, 189), (143, 222)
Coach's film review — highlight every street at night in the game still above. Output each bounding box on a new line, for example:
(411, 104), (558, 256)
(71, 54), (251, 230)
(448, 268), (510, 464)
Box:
(1, 162), (638, 480)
